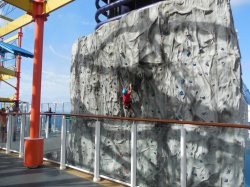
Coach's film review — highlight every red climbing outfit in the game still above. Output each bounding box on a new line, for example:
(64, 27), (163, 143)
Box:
(123, 91), (131, 108)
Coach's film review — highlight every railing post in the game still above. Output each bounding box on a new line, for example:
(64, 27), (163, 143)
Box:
(41, 115), (44, 135)
(93, 120), (101, 182)
(19, 115), (25, 158)
(45, 115), (49, 138)
(6, 115), (12, 154)
(39, 115), (41, 137)
(60, 115), (66, 170)
(131, 121), (137, 187)
(180, 125), (187, 187)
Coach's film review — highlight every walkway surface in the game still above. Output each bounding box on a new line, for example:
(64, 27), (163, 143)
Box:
(0, 152), (106, 187)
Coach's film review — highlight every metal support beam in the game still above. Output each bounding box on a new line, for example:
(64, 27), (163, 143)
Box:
(2, 0), (33, 13)
(24, 0), (45, 168)
(15, 28), (23, 108)
(1, 79), (16, 89)
(0, 15), (13, 22)
(44, 0), (75, 14)
(0, 74), (15, 81)
(0, 0), (74, 37)
(0, 66), (16, 77)
(30, 0), (45, 139)
(0, 14), (33, 37)
(0, 97), (15, 102)
(4, 34), (18, 43)
(3, 0), (74, 14)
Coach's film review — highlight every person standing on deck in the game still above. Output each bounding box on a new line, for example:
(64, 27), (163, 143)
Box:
(0, 108), (7, 143)
(45, 107), (54, 133)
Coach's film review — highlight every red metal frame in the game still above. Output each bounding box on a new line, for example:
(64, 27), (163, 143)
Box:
(30, 0), (46, 139)
(15, 28), (23, 109)
(24, 0), (46, 168)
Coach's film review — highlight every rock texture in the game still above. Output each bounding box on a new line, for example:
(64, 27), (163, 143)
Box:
(69, 0), (247, 186)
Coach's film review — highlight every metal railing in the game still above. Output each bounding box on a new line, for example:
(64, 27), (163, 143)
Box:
(0, 112), (249, 187)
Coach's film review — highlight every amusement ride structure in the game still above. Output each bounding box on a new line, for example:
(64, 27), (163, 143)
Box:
(0, 0), (74, 168)
(0, 0), (169, 169)
(95, 0), (162, 28)
(0, 0), (166, 169)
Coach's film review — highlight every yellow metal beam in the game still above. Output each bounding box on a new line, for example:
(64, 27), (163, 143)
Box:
(0, 74), (15, 81)
(0, 0), (74, 37)
(4, 34), (18, 43)
(2, 0), (33, 13)
(44, 0), (75, 14)
(0, 97), (15, 102)
(0, 66), (16, 77)
(3, 0), (75, 14)
(0, 15), (13, 22)
(0, 14), (33, 37)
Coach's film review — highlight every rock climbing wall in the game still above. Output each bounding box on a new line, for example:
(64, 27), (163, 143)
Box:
(69, 0), (247, 186)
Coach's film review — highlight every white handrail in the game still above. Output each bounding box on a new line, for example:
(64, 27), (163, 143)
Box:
(19, 115), (25, 158)
(131, 121), (137, 187)
(5, 113), (245, 187)
(93, 120), (101, 182)
(180, 125), (187, 187)
(45, 116), (49, 138)
(60, 115), (66, 170)
(6, 115), (12, 154)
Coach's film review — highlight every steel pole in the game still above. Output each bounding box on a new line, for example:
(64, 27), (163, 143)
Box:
(15, 28), (23, 109)
(24, 0), (45, 168)
(30, 0), (45, 138)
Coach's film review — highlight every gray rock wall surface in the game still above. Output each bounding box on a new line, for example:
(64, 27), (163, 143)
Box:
(69, 0), (247, 186)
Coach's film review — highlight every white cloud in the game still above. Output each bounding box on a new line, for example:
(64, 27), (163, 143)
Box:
(41, 71), (70, 102)
(18, 70), (70, 103)
(48, 45), (71, 61)
(231, 0), (250, 6)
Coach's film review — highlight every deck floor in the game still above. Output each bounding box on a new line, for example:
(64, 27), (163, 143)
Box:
(0, 152), (105, 187)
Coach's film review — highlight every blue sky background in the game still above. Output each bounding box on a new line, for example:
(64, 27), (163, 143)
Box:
(0, 0), (250, 104)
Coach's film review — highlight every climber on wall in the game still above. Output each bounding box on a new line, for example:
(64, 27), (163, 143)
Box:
(122, 83), (135, 117)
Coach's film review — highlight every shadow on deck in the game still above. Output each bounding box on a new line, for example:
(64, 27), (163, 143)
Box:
(0, 151), (124, 187)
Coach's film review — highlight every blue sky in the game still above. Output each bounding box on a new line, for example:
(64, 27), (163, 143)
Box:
(0, 0), (250, 104)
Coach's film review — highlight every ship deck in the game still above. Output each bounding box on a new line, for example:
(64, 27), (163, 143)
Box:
(0, 150), (126, 187)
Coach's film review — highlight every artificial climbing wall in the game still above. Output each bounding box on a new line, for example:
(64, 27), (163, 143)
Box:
(69, 0), (247, 186)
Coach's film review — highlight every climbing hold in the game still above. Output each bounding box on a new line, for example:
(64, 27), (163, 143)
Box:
(199, 48), (204, 54)
(187, 50), (191, 57)
(189, 80), (193, 84)
(176, 114), (183, 120)
(181, 79), (185, 84)
(179, 91), (184, 96)
(193, 63), (196, 66)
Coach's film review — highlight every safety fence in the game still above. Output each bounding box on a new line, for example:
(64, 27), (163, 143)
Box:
(0, 113), (250, 187)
